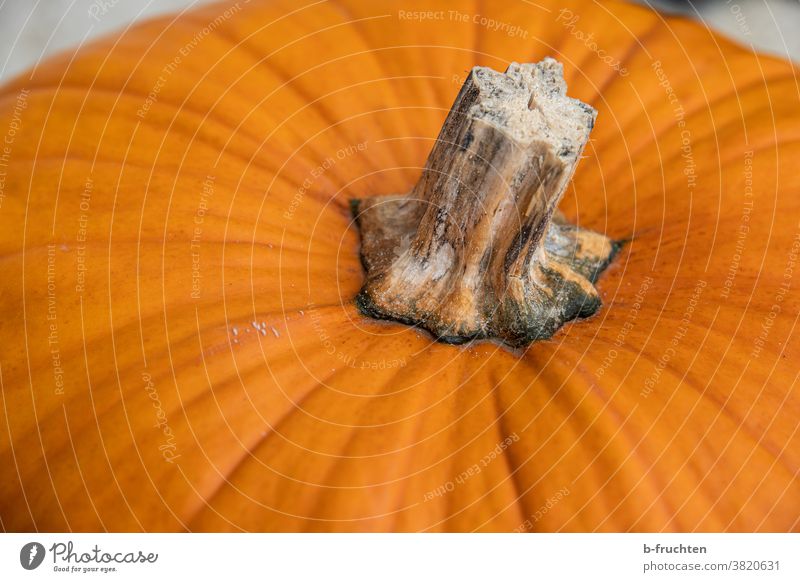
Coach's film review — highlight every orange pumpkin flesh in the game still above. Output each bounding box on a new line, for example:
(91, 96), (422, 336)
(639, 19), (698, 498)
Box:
(0, 0), (798, 532)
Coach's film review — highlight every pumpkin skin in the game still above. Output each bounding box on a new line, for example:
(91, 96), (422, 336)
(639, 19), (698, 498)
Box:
(1, 0), (799, 532)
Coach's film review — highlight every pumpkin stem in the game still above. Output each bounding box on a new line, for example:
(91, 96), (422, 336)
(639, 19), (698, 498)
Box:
(352, 59), (618, 347)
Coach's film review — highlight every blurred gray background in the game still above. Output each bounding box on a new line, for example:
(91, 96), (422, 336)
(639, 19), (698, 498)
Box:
(0, 0), (797, 82)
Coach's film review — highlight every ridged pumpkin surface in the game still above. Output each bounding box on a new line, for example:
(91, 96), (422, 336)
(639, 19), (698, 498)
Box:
(0, 0), (798, 531)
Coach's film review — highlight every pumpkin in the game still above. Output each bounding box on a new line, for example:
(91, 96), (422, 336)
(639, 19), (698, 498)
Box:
(1, 0), (798, 532)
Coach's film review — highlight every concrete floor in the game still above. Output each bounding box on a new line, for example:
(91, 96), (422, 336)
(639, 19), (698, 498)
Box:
(0, 0), (797, 82)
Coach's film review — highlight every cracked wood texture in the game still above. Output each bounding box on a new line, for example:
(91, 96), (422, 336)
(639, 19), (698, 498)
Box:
(0, 0), (798, 533)
(354, 59), (617, 346)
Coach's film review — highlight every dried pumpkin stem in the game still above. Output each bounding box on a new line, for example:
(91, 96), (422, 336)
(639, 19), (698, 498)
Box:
(352, 59), (618, 347)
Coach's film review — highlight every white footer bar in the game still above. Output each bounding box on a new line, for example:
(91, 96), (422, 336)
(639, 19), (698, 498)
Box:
(1, 533), (797, 581)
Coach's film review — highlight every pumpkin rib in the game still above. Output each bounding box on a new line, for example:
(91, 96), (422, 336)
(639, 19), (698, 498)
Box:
(0, 156), (284, 215)
(385, 430), (426, 531)
(484, 379), (534, 528)
(12, 11), (310, 153)
(564, 310), (760, 527)
(667, 104), (787, 451)
(175, 12), (399, 179)
(621, 321), (798, 532)
(149, 58), (371, 483)
(695, 329), (800, 473)
(19, 21), (391, 210)
(714, 130), (800, 167)
(179, 330), (384, 521)
(56, 324), (366, 529)
(327, 0), (476, 109)
(254, 336), (486, 433)
(0, 276), (347, 410)
(575, 9), (661, 99)
(5, 314), (362, 532)
(699, 412), (800, 531)
(60, 404), (110, 530)
(592, 51), (790, 161)
(622, 86), (666, 266)
(490, 256), (720, 532)
(752, 411), (800, 531)
(10, 90), (300, 194)
(739, 54), (788, 308)
(587, 315), (742, 532)
(438, 357), (626, 532)
(558, 365), (670, 532)
(588, 415), (674, 533)
(4, 341), (152, 532)
(420, 360), (536, 532)
(189, 373), (427, 527)
(215, 333), (386, 455)
(565, 362), (680, 532)
(177, 463), (245, 532)
(601, 71), (794, 191)
(596, 304), (798, 481)
(0, 369), (38, 528)
(657, 8), (799, 146)
(515, 393), (649, 532)
(18, 178), (77, 533)
(15, 27), (338, 176)
(238, 35), (632, 221)
(444, 365), (534, 532)
(211, 74), (454, 282)
(327, 0), (397, 53)
(592, 0), (665, 54)
(33, 7), (235, 263)
(544, 6), (592, 70)
(189, 346), (544, 528)
(104, 287), (195, 532)
(554, 410), (675, 533)
(681, 325), (800, 531)
(5, 83), (289, 170)
(303, 423), (396, 525)
(201, 333), (469, 465)
(230, 8), (425, 140)
(4, 305), (348, 468)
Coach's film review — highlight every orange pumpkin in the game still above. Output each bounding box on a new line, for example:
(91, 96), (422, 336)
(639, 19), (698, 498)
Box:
(1, 0), (798, 532)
